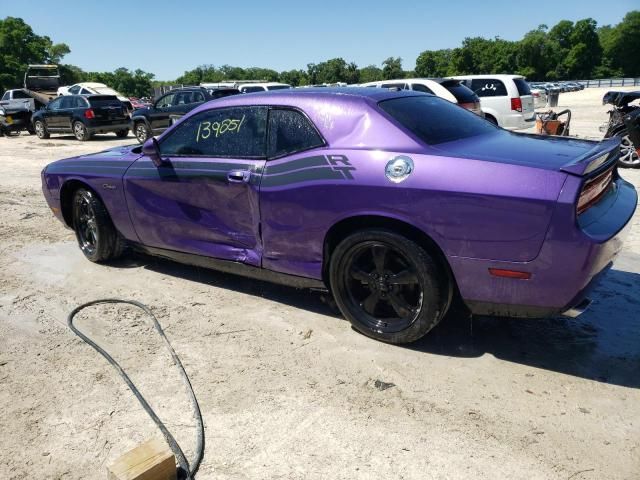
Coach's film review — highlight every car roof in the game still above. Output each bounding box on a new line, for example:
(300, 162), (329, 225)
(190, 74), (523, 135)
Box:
(182, 87), (430, 150)
(75, 82), (108, 88)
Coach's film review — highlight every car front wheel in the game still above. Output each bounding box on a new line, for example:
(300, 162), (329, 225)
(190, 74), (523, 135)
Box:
(34, 120), (50, 139)
(72, 188), (123, 262)
(329, 229), (448, 344)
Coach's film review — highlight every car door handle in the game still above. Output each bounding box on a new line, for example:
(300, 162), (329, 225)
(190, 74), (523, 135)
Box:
(227, 170), (251, 183)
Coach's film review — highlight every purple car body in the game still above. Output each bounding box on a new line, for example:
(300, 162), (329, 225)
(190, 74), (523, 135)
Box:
(42, 88), (637, 342)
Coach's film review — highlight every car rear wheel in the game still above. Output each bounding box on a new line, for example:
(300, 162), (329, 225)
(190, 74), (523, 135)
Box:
(329, 229), (447, 344)
(134, 122), (150, 143)
(72, 188), (124, 262)
(34, 120), (49, 139)
(616, 131), (640, 168)
(73, 121), (91, 141)
(115, 129), (129, 138)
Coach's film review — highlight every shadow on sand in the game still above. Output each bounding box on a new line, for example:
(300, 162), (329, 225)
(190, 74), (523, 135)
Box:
(113, 251), (640, 389)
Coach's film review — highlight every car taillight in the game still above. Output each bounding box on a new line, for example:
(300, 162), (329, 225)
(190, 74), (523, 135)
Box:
(84, 109), (95, 119)
(510, 97), (522, 112)
(532, 92), (539, 98)
(458, 102), (475, 110)
(577, 168), (614, 215)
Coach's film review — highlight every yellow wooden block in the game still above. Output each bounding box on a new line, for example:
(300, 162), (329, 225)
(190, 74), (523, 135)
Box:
(107, 437), (177, 480)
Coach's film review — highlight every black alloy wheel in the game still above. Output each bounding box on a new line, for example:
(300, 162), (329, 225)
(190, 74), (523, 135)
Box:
(330, 230), (447, 344)
(72, 188), (123, 262)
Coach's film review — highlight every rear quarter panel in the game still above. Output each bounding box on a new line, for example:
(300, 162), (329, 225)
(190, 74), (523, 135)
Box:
(259, 148), (567, 279)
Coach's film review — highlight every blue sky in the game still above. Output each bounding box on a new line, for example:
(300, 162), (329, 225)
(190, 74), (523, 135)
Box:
(1, 0), (636, 80)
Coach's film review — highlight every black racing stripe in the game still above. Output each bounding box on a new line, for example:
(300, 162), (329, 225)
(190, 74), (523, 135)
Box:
(134, 160), (258, 172)
(261, 167), (345, 187)
(265, 155), (328, 175)
(47, 166), (126, 175)
(51, 161), (129, 168)
(127, 168), (229, 181)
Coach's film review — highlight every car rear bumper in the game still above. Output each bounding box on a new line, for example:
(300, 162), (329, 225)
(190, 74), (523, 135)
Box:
(86, 121), (131, 134)
(502, 112), (536, 130)
(451, 175), (637, 318)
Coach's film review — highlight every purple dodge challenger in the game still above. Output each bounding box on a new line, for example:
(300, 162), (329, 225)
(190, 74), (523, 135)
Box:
(42, 88), (637, 344)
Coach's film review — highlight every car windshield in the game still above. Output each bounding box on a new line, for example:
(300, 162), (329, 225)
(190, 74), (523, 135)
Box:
(379, 95), (497, 145)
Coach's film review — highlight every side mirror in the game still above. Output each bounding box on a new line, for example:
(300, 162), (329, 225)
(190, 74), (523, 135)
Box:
(142, 137), (165, 167)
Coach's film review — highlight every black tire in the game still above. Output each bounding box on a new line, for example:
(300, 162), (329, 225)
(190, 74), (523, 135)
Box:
(34, 120), (50, 139)
(329, 229), (448, 344)
(73, 121), (91, 141)
(615, 130), (640, 168)
(72, 188), (124, 262)
(115, 129), (129, 138)
(134, 122), (150, 144)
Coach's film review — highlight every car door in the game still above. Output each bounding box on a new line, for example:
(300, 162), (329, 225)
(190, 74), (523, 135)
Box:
(149, 92), (176, 132)
(57, 96), (77, 131)
(124, 105), (268, 264)
(42, 97), (64, 129)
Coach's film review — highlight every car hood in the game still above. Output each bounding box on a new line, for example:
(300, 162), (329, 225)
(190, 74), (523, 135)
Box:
(45, 144), (142, 173)
(431, 130), (613, 174)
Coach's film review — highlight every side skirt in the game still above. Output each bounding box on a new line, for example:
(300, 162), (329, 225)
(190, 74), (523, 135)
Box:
(132, 243), (328, 291)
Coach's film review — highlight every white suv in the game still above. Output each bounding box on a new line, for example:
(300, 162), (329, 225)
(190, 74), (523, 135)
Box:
(452, 75), (535, 129)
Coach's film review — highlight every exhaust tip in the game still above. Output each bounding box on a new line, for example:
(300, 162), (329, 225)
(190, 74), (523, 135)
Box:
(562, 298), (592, 318)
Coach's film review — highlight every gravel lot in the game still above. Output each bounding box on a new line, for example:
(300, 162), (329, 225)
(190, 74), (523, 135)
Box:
(0, 87), (639, 480)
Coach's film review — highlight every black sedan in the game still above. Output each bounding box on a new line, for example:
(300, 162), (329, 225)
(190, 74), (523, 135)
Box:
(32, 94), (131, 141)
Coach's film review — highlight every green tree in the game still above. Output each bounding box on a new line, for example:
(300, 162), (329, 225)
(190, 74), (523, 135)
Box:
(601, 11), (640, 76)
(382, 57), (403, 79)
(415, 50), (452, 77)
(0, 16), (70, 91)
(358, 65), (383, 83)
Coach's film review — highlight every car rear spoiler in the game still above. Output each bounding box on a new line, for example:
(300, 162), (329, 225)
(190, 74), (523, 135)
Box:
(560, 137), (620, 176)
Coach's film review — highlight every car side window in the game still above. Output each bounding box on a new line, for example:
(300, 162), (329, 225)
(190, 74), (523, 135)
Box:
(1, 91), (9, 100)
(156, 93), (175, 109)
(267, 109), (324, 158)
(48, 98), (63, 110)
(175, 92), (191, 105)
(13, 90), (30, 99)
(411, 83), (434, 94)
(80, 88), (92, 95)
(69, 85), (81, 94)
(470, 79), (507, 97)
(60, 96), (75, 109)
(74, 97), (88, 108)
(159, 106), (268, 158)
(381, 83), (408, 90)
(192, 92), (205, 103)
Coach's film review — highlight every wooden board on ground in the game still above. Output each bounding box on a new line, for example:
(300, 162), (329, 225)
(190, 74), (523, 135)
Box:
(106, 437), (176, 480)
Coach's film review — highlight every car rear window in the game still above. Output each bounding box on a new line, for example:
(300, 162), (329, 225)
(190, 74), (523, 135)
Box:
(513, 79), (531, 96)
(88, 96), (121, 107)
(440, 80), (478, 103)
(379, 96), (497, 145)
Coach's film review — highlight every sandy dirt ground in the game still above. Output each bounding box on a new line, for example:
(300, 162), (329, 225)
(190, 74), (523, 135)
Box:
(0, 87), (639, 480)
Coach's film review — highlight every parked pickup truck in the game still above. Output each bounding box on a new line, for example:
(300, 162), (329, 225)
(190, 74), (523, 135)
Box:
(0, 89), (49, 135)
(24, 64), (61, 100)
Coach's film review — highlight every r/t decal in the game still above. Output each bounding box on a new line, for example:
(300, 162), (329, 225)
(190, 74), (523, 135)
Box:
(327, 154), (356, 180)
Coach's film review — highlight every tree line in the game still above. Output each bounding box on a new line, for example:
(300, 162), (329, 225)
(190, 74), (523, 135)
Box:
(1, 12), (638, 97)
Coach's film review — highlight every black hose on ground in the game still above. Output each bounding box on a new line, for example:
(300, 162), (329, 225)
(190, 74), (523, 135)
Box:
(67, 299), (204, 479)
